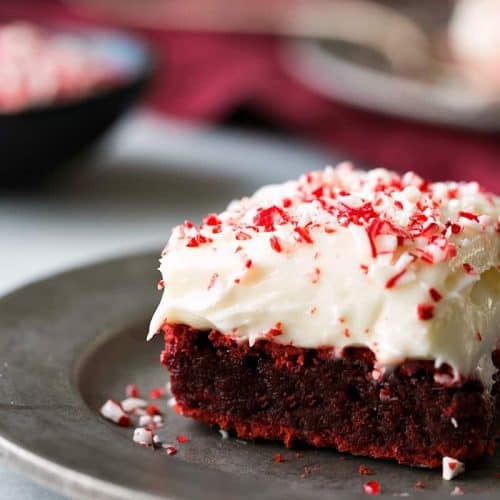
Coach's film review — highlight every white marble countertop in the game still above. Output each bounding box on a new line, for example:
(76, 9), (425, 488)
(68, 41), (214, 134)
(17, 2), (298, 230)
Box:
(0, 111), (334, 498)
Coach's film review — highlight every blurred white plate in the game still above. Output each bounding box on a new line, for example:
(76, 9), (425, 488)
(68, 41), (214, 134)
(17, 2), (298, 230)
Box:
(282, 38), (500, 131)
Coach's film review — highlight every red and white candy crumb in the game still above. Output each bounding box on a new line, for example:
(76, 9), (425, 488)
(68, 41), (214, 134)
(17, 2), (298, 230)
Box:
(125, 384), (140, 398)
(363, 480), (380, 495)
(149, 387), (166, 399)
(163, 444), (177, 455)
(121, 397), (147, 413)
(146, 404), (161, 415)
(219, 429), (229, 439)
(442, 457), (466, 480)
(451, 486), (464, 496)
(99, 400), (131, 427)
(0, 22), (119, 112)
(133, 428), (153, 447)
(99, 384), (178, 454)
(138, 414), (163, 428)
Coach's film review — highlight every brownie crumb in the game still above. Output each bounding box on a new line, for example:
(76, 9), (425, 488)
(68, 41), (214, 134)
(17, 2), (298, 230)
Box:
(358, 464), (374, 476)
(301, 464), (321, 478)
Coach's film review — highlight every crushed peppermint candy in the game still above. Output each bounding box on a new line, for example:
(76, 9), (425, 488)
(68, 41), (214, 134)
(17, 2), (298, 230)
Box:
(417, 303), (434, 321)
(428, 288), (443, 302)
(149, 387), (166, 400)
(163, 166), (499, 285)
(269, 235), (282, 253)
(99, 400), (131, 427)
(138, 414), (163, 428)
(164, 444), (177, 455)
(176, 435), (189, 444)
(146, 404), (161, 416)
(121, 397), (147, 413)
(157, 167), (500, 353)
(363, 480), (380, 495)
(310, 267), (321, 284)
(0, 22), (120, 112)
(463, 263), (475, 274)
(219, 429), (229, 439)
(100, 385), (173, 451)
(133, 427), (154, 446)
(450, 486), (464, 496)
(139, 415), (153, 427)
(442, 457), (465, 480)
(125, 384), (140, 398)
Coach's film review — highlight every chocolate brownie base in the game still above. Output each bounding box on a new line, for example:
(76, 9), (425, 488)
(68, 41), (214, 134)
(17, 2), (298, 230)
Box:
(161, 324), (500, 468)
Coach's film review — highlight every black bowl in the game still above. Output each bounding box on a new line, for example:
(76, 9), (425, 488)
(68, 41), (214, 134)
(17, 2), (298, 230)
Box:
(0, 26), (153, 187)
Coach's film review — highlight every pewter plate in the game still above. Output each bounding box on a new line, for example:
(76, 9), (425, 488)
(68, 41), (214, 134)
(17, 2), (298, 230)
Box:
(0, 252), (498, 499)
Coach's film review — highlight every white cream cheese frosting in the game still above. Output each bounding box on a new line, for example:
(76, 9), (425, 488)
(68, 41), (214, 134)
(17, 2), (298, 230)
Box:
(149, 164), (500, 378)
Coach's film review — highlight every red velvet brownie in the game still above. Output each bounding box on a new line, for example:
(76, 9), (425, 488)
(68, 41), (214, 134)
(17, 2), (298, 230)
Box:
(149, 164), (500, 468)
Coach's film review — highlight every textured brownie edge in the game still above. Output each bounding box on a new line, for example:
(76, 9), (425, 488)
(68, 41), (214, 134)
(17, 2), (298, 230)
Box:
(161, 323), (499, 468)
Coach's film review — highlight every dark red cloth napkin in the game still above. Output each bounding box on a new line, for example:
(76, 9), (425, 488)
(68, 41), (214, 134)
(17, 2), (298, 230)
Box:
(2, 0), (500, 192)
